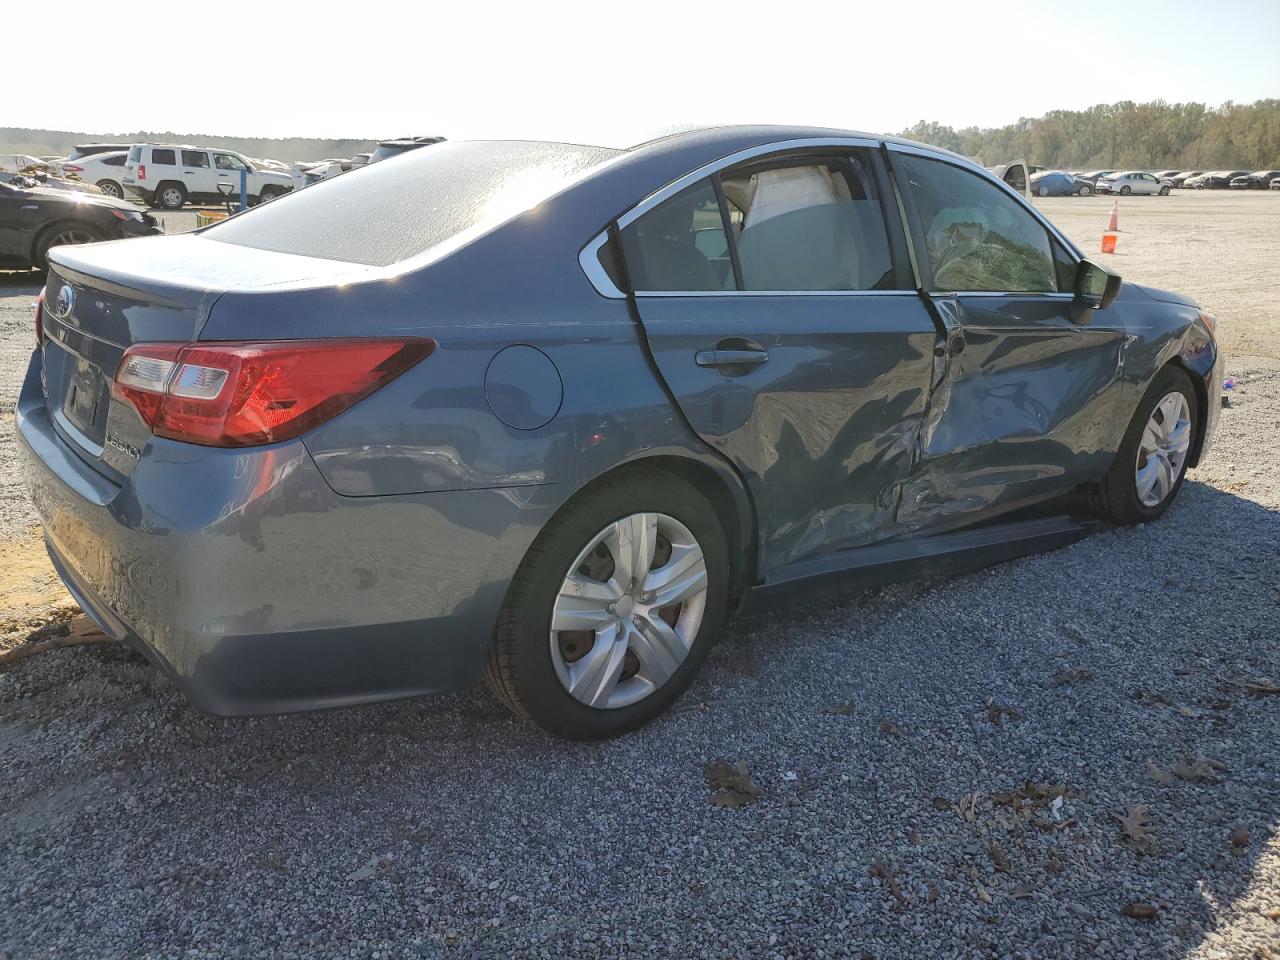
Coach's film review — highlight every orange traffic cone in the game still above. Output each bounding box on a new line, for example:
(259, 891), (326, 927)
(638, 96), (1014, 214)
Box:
(1101, 233), (1117, 254)
(1106, 199), (1120, 232)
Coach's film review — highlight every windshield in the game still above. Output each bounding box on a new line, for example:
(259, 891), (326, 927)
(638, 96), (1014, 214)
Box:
(206, 140), (620, 267)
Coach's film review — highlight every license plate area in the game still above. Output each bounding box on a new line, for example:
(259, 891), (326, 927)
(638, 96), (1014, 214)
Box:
(44, 339), (111, 452)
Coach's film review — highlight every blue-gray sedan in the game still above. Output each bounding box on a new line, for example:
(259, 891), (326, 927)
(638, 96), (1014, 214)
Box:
(17, 126), (1224, 739)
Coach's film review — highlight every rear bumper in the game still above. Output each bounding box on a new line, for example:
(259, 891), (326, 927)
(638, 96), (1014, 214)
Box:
(16, 351), (556, 716)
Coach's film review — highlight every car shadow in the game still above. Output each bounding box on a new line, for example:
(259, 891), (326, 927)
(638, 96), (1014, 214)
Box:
(1, 478), (1276, 955)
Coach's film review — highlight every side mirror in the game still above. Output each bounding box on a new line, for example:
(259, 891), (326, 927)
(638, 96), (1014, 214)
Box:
(1074, 259), (1122, 312)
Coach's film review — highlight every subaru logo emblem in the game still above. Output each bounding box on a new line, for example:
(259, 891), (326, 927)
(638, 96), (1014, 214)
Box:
(53, 284), (74, 320)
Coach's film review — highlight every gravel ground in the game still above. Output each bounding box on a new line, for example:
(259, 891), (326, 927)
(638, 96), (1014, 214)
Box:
(1, 194), (1277, 959)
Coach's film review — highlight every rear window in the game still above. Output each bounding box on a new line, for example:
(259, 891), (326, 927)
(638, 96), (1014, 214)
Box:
(151, 149), (176, 165)
(127, 146), (141, 162)
(206, 140), (620, 267)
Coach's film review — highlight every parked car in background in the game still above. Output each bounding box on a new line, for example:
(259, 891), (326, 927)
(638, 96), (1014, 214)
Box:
(5, 171), (104, 196)
(1170, 171), (1203, 188)
(65, 144), (134, 163)
(1096, 171), (1171, 195)
(1075, 169), (1117, 186)
(56, 151), (129, 198)
(122, 144), (296, 209)
(351, 153), (372, 167)
(369, 136), (445, 163)
(18, 127), (1222, 739)
(1153, 170), (1181, 180)
(0, 154), (47, 174)
(1189, 171), (1248, 189)
(1229, 170), (1280, 189)
(0, 177), (159, 270)
(1029, 170), (1091, 196)
(1272, 177), (1280, 190)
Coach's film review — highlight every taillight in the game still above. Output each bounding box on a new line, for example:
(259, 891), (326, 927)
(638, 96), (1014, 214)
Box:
(137, 164), (146, 180)
(34, 290), (45, 346)
(112, 338), (435, 447)
(62, 164), (84, 173)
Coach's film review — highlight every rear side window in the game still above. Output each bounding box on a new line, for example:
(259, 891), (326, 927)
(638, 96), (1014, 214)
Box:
(206, 140), (620, 267)
(103, 155), (125, 167)
(182, 150), (210, 168)
(721, 155), (895, 291)
(620, 151), (898, 293)
(898, 154), (1057, 293)
(620, 180), (728, 291)
(151, 149), (176, 165)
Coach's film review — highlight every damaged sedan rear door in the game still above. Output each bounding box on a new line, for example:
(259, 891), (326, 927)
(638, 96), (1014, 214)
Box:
(615, 140), (940, 575)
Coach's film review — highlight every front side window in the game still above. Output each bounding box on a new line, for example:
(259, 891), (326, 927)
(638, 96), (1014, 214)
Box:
(182, 150), (210, 168)
(618, 151), (898, 293)
(151, 149), (176, 165)
(214, 153), (246, 171)
(898, 154), (1058, 293)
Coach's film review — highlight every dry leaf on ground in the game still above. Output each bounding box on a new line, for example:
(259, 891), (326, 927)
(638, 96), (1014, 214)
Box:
(1172, 757), (1228, 783)
(957, 791), (982, 823)
(704, 760), (762, 809)
(1231, 825), (1251, 853)
(1121, 902), (1159, 921)
(1144, 761), (1176, 786)
(823, 701), (855, 715)
(985, 699), (1022, 724)
(1226, 677), (1280, 696)
(869, 861), (908, 906)
(1052, 668), (1094, 686)
(988, 841), (1011, 873)
(878, 718), (904, 736)
(1114, 804), (1154, 852)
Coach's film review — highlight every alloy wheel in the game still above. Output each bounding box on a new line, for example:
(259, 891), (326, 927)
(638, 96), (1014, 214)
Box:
(97, 181), (122, 198)
(48, 229), (96, 247)
(549, 512), (708, 710)
(1135, 391), (1191, 507)
(161, 187), (183, 208)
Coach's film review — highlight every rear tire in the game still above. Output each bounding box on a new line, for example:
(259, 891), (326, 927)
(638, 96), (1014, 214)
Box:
(96, 179), (123, 198)
(484, 469), (729, 740)
(34, 222), (104, 270)
(156, 182), (187, 210)
(1037, 185), (1049, 197)
(1094, 365), (1197, 525)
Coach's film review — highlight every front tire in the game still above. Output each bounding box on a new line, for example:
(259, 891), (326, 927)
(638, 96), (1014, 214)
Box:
(1077, 183), (1093, 196)
(485, 469), (729, 739)
(1159, 185), (1170, 196)
(1120, 185), (1132, 196)
(1095, 365), (1197, 524)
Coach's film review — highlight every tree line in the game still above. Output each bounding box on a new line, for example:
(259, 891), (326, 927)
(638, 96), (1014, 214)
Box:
(899, 99), (1280, 171)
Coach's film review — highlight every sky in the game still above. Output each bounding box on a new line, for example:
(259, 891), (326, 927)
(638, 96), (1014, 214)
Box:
(13, 0), (1279, 146)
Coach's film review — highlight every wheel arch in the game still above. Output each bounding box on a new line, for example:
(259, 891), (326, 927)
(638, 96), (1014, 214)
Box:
(554, 453), (758, 604)
(31, 218), (103, 268)
(1164, 356), (1210, 467)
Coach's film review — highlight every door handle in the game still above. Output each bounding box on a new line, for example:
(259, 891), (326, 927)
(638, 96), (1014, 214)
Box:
(695, 348), (769, 368)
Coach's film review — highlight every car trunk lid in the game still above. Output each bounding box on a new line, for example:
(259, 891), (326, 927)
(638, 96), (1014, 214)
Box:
(40, 233), (378, 483)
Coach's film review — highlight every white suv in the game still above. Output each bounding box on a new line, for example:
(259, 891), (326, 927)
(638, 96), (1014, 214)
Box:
(122, 144), (295, 209)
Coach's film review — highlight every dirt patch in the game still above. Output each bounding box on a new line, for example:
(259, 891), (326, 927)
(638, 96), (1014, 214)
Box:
(0, 530), (74, 654)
